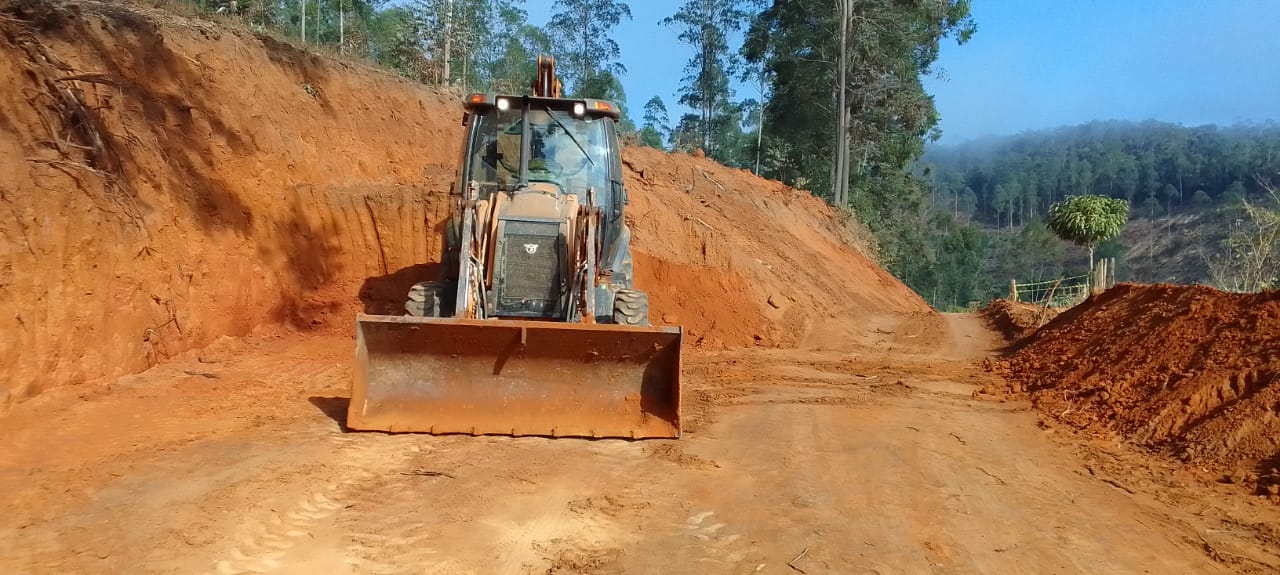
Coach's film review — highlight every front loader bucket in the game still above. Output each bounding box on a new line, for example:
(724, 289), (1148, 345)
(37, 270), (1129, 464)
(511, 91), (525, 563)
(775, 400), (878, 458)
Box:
(347, 315), (682, 439)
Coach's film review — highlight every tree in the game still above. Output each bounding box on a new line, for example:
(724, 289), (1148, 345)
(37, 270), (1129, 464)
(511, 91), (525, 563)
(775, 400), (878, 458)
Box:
(365, 6), (430, 81)
(411, 0), (460, 84)
(832, 0), (849, 207)
(639, 96), (670, 150)
(1142, 190), (1163, 219)
(1204, 179), (1280, 292)
(578, 70), (636, 132)
(743, 0), (974, 280)
(408, 0), (515, 88)
(469, 1), (551, 93)
(740, 56), (772, 175)
(162, 0), (565, 94)
(547, 0), (631, 96)
(484, 5), (554, 93)
(1222, 180), (1246, 207)
(662, 0), (748, 160)
(1161, 182), (1180, 212)
(1047, 194), (1130, 271)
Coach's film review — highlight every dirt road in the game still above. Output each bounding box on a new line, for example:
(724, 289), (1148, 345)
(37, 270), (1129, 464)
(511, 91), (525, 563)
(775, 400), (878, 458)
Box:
(2, 313), (1276, 574)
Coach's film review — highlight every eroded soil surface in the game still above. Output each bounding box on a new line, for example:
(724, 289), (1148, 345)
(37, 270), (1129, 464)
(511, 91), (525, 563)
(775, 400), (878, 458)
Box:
(4, 313), (1278, 575)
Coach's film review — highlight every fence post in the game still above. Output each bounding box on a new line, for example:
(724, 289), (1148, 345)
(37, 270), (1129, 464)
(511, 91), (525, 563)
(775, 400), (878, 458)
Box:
(1109, 257), (1117, 288)
(1010, 279), (1018, 302)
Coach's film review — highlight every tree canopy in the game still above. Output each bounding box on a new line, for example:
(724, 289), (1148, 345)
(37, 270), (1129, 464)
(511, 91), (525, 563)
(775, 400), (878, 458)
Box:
(1046, 195), (1130, 270)
(662, 0), (748, 160)
(743, 0), (975, 273)
(547, 0), (632, 97)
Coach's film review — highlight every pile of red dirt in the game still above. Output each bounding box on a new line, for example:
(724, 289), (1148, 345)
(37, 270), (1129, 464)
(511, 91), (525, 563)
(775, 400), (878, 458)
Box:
(991, 283), (1280, 499)
(0, 0), (928, 407)
(980, 299), (1061, 344)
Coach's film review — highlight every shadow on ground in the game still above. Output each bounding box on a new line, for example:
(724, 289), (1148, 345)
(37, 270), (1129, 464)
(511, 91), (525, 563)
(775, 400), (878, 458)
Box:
(309, 396), (350, 430)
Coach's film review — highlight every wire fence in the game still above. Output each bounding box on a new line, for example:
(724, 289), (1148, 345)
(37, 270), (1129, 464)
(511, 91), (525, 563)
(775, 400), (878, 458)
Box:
(1007, 257), (1119, 308)
(1010, 274), (1092, 307)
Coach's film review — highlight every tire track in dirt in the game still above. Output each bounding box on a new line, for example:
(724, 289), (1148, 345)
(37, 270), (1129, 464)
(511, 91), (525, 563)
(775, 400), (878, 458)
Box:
(329, 438), (454, 575)
(207, 431), (428, 574)
(681, 509), (751, 569)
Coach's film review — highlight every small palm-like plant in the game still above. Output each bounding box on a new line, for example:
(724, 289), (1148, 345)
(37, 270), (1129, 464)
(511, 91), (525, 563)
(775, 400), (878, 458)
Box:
(1047, 195), (1130, 271)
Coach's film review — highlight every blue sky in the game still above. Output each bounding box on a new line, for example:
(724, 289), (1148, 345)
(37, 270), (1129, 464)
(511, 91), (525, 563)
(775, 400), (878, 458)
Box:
(524, 1), (755, 118)
(525, 1), (1280, 143)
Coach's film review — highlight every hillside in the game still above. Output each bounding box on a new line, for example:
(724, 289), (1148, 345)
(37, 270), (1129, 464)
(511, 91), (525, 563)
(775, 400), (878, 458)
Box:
(1109, 210), (1232, 284)
(925, 120), (1280, 229)
(981, 205), (1255, 291)
(902, 120), (1280, 308)
(0, 0), (927, 407)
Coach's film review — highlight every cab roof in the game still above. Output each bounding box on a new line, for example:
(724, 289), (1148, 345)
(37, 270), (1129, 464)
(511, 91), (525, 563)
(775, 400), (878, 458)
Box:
(463, 93), (622, 121)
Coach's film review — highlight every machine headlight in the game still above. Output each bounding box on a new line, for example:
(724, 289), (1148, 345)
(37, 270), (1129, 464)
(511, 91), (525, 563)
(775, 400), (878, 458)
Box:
(573, 102), (586, 116)
(497, 98), (511, 111)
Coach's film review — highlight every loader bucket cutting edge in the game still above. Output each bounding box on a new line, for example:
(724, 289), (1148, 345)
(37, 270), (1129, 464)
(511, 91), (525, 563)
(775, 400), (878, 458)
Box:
(347, 314), (682, 439)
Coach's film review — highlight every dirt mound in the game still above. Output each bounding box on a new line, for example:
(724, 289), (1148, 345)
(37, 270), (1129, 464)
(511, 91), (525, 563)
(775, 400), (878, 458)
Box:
(0, 0), (928, 407)
(992, 283), (1280, 499)
(980, 299), (1060, 343)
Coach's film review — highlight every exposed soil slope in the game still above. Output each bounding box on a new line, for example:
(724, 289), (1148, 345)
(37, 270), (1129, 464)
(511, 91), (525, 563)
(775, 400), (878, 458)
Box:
(0, 0), (463, 407)
(623, 146), (924, 349)
(0, 0), (927, 407)
(993, 284), (1280, 499)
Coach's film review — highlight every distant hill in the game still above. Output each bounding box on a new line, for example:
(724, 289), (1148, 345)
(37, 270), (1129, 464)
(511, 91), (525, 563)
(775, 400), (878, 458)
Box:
(907, 121), (1279, 309)
(923, 120), (1280, 228)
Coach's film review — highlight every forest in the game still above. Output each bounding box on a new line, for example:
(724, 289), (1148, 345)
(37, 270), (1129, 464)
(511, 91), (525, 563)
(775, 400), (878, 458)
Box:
(925, 121), (1280, 227)
(909, 122), (1280, 309)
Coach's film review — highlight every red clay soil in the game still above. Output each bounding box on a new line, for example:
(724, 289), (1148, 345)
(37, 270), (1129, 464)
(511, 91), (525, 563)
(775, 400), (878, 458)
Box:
(0, 0), (928, 408)
(623, 146), (925, 349)
(991, 283), (1280, 499)
(980, 298), (1061, 344)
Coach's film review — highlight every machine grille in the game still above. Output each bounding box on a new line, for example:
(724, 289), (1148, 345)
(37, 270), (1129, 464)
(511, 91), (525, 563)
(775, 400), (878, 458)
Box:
(498, 220), (561, 315)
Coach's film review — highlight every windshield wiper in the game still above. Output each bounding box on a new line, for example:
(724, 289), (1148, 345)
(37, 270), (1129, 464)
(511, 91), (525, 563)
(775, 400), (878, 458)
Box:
(543, 105), (595, 167)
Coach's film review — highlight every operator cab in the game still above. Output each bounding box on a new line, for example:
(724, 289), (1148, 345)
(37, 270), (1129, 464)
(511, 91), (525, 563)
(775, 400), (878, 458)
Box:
(461, 94), (625, 205)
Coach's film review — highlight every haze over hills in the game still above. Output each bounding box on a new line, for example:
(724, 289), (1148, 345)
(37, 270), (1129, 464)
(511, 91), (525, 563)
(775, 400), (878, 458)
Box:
(924, 120), (1280, 226)
(904, 120), (1280, 308)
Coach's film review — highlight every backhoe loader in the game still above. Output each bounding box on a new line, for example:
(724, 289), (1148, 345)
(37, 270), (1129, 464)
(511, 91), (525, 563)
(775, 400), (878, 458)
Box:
(347, 56), (682, 439)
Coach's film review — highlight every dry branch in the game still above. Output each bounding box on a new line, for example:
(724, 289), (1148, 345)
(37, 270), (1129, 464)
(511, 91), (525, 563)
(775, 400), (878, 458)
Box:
(400, 469), (456, 479)
(6, 14), (147, 234)
(56, 73), (118, 86)
(786, 546), (811, 573)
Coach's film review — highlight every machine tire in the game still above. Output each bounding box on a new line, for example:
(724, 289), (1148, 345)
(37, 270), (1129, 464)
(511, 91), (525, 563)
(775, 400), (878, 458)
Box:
(612, 289), (649, 326)
(405, 281), (444, 317)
